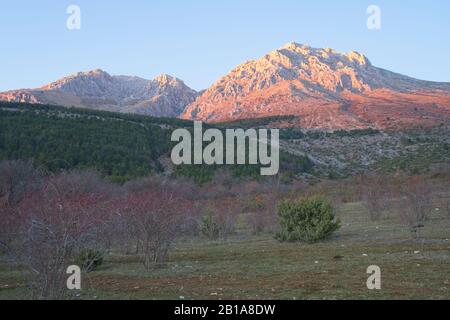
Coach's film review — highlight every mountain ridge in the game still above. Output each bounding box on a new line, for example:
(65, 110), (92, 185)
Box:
(0, 70), (198, 117)
(182, 42), (450, 129)
(2, 42), (450, 129)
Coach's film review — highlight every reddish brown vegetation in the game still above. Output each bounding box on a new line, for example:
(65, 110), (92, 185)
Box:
(1, 158), (447, 299)
(114, 190), (193, 269)
(359, 174), (391, 221)
(0, 162), (197, 298)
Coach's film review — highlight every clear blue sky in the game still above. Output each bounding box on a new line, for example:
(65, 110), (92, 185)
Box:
(1, 0), (449, 92)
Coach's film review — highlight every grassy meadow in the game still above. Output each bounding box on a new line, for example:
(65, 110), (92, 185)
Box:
(1, 201), (448, 300)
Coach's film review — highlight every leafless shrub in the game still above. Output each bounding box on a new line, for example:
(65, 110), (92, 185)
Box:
(124, 175), (201, 201)
(425, 171), (450, 222)
(395, 176), (433, 238)
(244, 194), (279, 234)
(0, 160), (43, 254)
(0, 205), (18, 255)
(117, 191), (192, 269)
(11, 174), (111, 299)
(197, 195), (245, 241)
(216, 210), (238, 238)
(0, 160), (43, 206)
(360, 174), (391, 221)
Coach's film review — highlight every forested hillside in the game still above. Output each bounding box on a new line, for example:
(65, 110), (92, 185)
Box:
(0, 102), (314, 183)
(0, 102), (192, 183)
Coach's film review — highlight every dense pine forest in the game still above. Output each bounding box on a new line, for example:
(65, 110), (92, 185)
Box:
(0, 102), (314, 183)
(0, 102), (184, 182)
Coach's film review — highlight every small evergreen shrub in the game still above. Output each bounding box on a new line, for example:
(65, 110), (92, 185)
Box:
(275, 197), (340, 243)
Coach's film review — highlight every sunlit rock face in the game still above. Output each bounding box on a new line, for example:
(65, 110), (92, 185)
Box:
(183, 42), (450, 130)
(0, 70), (198, 117)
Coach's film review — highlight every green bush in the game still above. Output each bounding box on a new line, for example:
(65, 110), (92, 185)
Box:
(201, 212), (220, 240)
(75, 249), (104, 272)
(275, 197), (340, 243)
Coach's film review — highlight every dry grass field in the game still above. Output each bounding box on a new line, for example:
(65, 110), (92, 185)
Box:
(1, 201), (449, 300)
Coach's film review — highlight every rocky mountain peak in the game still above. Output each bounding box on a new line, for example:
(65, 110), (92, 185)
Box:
(43, 69), (113, 91)
(0, 70), (198, 118)
(345, 51), (371, 66)
(2, 42), (450, 130)
(154, 74), (175, 84)
(182, 42), (450, 129)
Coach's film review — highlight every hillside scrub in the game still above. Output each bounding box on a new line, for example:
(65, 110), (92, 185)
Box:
(1, 157), (449, 299)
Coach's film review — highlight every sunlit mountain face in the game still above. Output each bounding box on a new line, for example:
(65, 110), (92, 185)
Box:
(182, 42), (450, 130)
(2, 42), (450, 129)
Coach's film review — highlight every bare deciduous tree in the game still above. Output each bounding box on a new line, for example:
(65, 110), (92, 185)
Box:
(11, 173), (111, 299)
(118, 191), (192, 269)
(395, 176), (433, 238)
(0, 160), (43, 207)
(0, 160), (43, 254)
(360, 174), (391, 221)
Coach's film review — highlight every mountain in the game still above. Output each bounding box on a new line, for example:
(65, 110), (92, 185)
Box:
(0, 70), (198, 117)
(182, 42), (450, 129)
